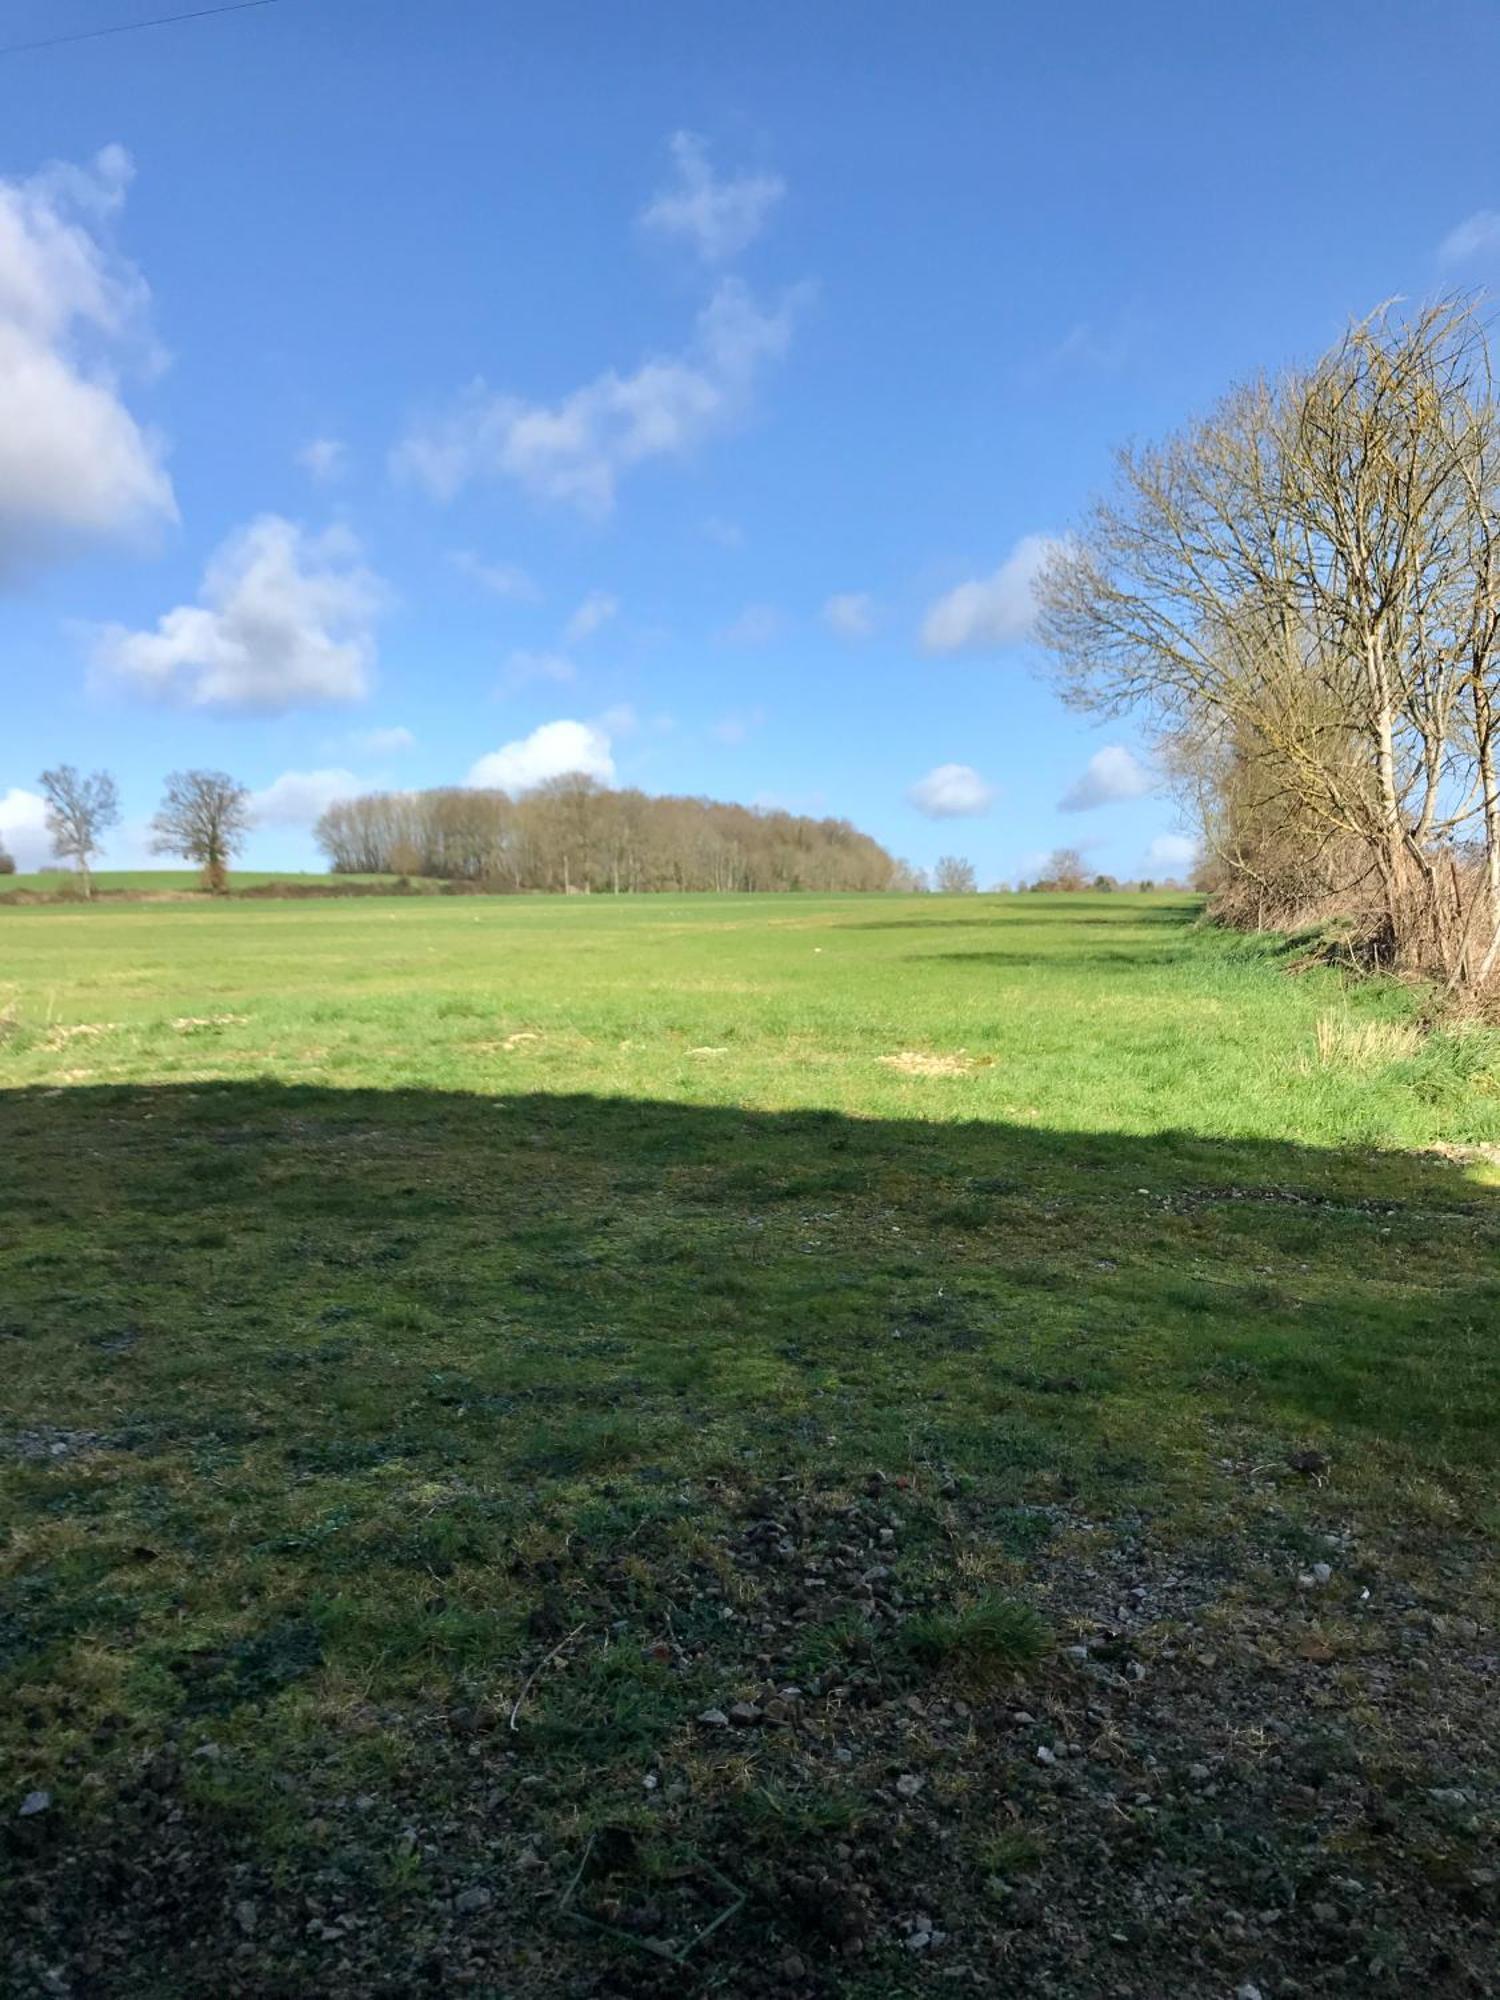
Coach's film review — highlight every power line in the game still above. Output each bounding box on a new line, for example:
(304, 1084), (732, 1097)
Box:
(0, 0), (281, 58)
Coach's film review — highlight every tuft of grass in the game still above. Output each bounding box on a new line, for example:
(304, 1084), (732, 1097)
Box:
(973, 1826), (1046, 1880)
(1315, 1012), (1422, 1067)
(900, 1593), (1051, 1680)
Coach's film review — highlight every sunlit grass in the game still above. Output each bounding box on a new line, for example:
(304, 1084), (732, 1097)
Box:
(1, 890), (1496, 1150)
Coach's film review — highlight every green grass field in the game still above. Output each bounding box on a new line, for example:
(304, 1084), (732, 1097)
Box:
(3, 893), (1498, 1996)
(1, 869), (436, 896)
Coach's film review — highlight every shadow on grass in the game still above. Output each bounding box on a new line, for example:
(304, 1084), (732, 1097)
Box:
(846, 900), (1200, 932)
(4, 1079), (1497, 1481)
(906, 947), (1203, 970)
(3, 1081), (1498, 1995)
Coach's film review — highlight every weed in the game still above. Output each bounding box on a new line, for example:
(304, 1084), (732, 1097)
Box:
(900, 1592), (1051, 1682)
(1315, 1012), (1422, 1067)
(973, 1826), (1046, 1878)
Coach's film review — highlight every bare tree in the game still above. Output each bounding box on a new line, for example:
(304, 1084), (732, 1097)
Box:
(933, 855), (977, 894)
(1038, 297), (1500, 984)
(1030, 847), (1089, 892)
(314, 786), (905, 894)
(39, 765), (120, 899)
(151, 771), (252, 892)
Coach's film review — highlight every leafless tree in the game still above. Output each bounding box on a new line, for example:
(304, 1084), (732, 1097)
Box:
(1038, 297), (1500, 984)
(314, 784), (904, 894)
(1029, 847), (1089, 892)
(38, 765), (120, 899)
(933, 855), (977, 894)
(151, 770), (252, 892)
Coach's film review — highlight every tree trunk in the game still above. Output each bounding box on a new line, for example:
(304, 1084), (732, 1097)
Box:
(1367, 688), (1426, 966)
(1476, 687), (1500, 984)
(1478, 678), (1500, 850)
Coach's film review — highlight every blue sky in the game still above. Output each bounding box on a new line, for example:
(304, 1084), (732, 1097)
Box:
(4, 0), (1500, 883)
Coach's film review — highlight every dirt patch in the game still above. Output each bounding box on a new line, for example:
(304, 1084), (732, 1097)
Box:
(878, 1050), (978, 1078)
(1425, 1140), (1500, 1169)
(1, 1427), (107, 1463)
(42, 1023), (118, 1050)
(10, 1462), (1493, 1997)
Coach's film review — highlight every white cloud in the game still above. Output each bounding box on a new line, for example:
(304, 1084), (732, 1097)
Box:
(563, 590), (618, 644)
(297, 436), (347, 483)
(907, 763), (996, 819)
(350, 725), (415, 756)
(823, 592), (876, 639)
(0, 786), (52, 868)
(1059, 745), (1153, 812)
(1146, 832), (1198, 871)
(395, 276), (805, 515)
(639, 131), (785, 264)
(93, 515), (384, 713)
(501, 648), (576, 690)
(702, 515), (744, 549)
(449, 550), (539, 600)
(1437, 211), (1500, 263)
(0, 144), (175, 583)
(718, 602), (781, 646)
(919, 533), (1059, 655)
(250, 768), (366, 827)
(467, 719), (615, 793)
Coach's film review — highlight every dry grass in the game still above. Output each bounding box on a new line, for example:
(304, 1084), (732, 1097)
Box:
(877, 1049), (977, 1078)
(1314, 1013), (1422, 1068)
(43, 1022), (117, 1050)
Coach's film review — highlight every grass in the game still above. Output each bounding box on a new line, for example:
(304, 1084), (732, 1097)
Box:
(898, 1594), (1052, 1680)
(1, 887), (1495, 1148)
(2, 890), (1498, 1994)
(1, 868), (438, 896)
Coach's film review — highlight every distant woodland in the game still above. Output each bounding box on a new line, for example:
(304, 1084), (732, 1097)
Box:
(314, 778), (912, 893)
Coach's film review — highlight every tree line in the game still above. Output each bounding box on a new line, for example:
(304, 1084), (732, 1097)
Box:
(313, 778), (908, 893)
(5, 766), (910, 896)
(1038, 296), (1500, 990)
(9, 767), (251, 897)
(5, 765), (1191, 902)
(928, 849), (1181, 895)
